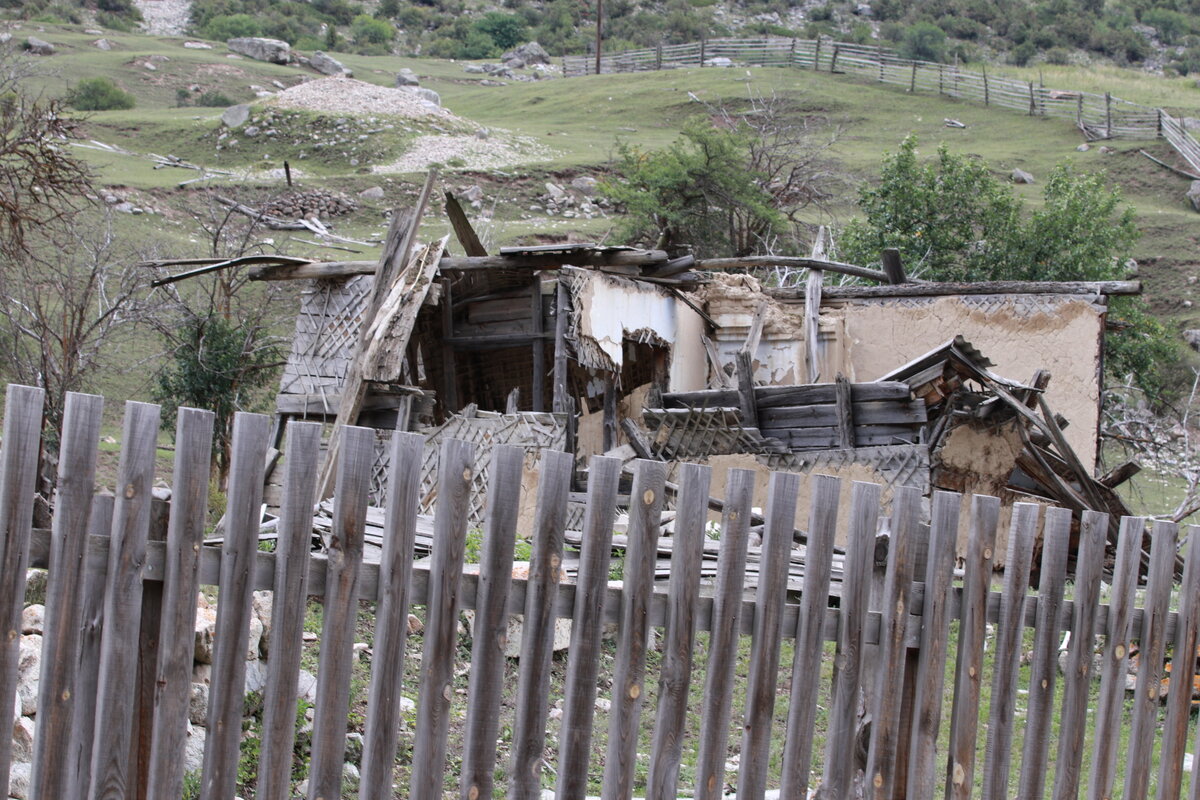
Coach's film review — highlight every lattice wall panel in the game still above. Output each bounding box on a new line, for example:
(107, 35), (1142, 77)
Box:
(279, 276), (373, 396)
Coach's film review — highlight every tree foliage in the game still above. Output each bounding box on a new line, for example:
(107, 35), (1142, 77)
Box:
(65, 76), (136, 111)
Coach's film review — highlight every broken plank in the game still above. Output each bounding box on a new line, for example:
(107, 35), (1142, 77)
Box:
(834, 374), (855, 449)
(662, 382), (912, 410)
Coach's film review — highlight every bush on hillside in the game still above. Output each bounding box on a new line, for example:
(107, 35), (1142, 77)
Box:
(200, 13), (261, 39)
(351, 13), (395, 49)
(473, 11), (526, 50)
(65, 77), (135, 111)
(899, 21), (946, 62)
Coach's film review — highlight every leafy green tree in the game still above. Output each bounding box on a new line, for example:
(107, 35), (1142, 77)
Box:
(65, 77), (136, 111)
(900, 21), (947, 62)
(351, 13), (395, 48)
(472, 11), (526, 50)
(199, 12), (262, 39)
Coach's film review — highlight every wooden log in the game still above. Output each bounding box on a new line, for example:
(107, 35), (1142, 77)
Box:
(880, 248), (906, 284)
(1017, 506), (1070, 800)
(602, 460), (668, 800)
(257, 422), (323, 800)
(1122, 519), (1178, 800)
(0, 384), (43, 800)
(834, 374), (855, 449)
(981, 503), (1039, 800)
(735, 351), (759, 430)
(768, 279), (1142, 301)
(555, 456), (622, 800)
(552, 278), (571, 414)
(695, 255), (892, 283)
(87, 401), (161, 800)
(781, 474), (841, 797)
(29, 393), (104, 800)
(736, 471), (801, 799)
(1157, 524), (1200, 800)
(603, 375), (618, 453)
(646, 463), (712, 800)
(409, 438), (475, 800)
(198, 413), (270, 800)
(444, 190), (488, 257)
(144, 408), (215, 800)
(1088, 516), (1144, 800)
(510, 450), (574, 798)
(805, 234), (826, 383)
(1052, 510), (1107, 800)
(531, 277), (545, 413)
(905, 491), (961, 799)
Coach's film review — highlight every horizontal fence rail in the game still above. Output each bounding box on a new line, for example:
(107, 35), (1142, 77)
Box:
(563, 36), (1200, 175)
(3, 383), (1200, 800)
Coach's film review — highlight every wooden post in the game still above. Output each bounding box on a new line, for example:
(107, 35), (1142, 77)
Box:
(1077, 94), (1083, 127)
(531, 277), (545, 412)
(699, 38), (706, 66)
(594, 0), (602, 75)
(283, 161), (292, 187)
(735, 351), (758, 429)
(831, 43), (839, 72)
(982, 63), (989, 105)
(552, 279), (570, 416)
(804, 227), (827, 383)
(602, 375), (617, 452)
(1028, 81), (1036, 115)
(656, 40), (662, 69)
(1106, 91), (1113, 137)
(878, 46), (884, 82)
(129, 489), (171, 800)
(834, 374), (854, 449)
(881, 248), (906, 284)
(813, 36), (821, 70)
(789, 37), (796, 65)
(910, 61), (917, 92)
(939, 63), (944, 94)
(440, 278), (459, 412)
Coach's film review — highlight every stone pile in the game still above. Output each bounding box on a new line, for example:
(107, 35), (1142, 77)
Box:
(262, 189), (357, 219)
(532, 176), (610, 219)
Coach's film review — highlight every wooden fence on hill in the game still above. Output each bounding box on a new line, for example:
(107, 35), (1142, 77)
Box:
(3, 381), (1200, 799)
(562, 36), (1200, 175)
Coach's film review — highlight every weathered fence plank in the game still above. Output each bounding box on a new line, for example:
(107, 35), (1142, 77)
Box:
(646, 462), (712, 800)
(510, 449), (574, 799)
(458, 444), (524, 800)
(29, 393), (104, 800)
(1160, 524), (1200, 800)
(555, 455), (623, 800)
(307, 425), (375, 800)
(409, 437), (475, 800)
(199, 412), (271, 800)
(88, 401), (162, 800)
(0, 385), (43, 800)
(258, 421), (323, 800)
(145, 407), (215, 800)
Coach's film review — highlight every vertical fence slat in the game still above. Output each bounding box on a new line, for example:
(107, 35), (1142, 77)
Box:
(555, 455), (622, 800)
(144, 407), (215, 800)
(736, 470), (801, 800)
(646, 462), (712, 800)
(0, 385), (43, 800)
(905, 490), (961, 799)
(510, 449), (574, 799)
(457, 444), (523, 800)
(1160, 524), (1200, 800)
(865, 484), (920, 800)
(980, 502), (1039, 800)
(307, 424), (374, 800)
(257, 421), (323, 800)
(29, 393), (103, 799)
(409, 437), (476, 800)
(602, 459), (668, 800)
(1088, 515), (1146, 800)
(87, 401), (161, 800)
(780, 474), (841, 797)
(67, 492), (115, 800)
(1052, 510), (1108, 800)
(198, 411), (271, 800)
(1017, 505), (1070, 800)
(820, 481), (881, 800)
(1123, 519), (1179, 800)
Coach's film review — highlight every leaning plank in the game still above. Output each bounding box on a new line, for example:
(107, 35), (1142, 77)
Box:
(510, 450), (574, 799)
(737, 470), (802, 799)
(602, 460), (669, 800)
(555, 456), (622, 800)
(1052, 510), (1108, 800)
(29, 393), (104, 800)
(1122, 519), (1178, 800)
(1159, 524), (1200, 800)
(864, 484), (921, 800)
(1017, 506), (1070, 800)
(0, 385), (42, 800)
(458, 446), (526, 800)
(199, 412), (271, 800)
(409, 438), (476, 800)
(695, 468), (755, 800)
(980, 502), (1039, 800)
(905, 490), (961, 799)
(780, 474), (841, 797)
(1087, 516), (1145, 800)
(646, 463), (712, 800)
(307, 426), (375, 800)
(88, 401), (162, 800)
(144, 408), (215, 800)
(258, 422), (323, 800)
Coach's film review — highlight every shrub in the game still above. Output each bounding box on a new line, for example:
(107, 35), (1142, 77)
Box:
(1011, 40), (1036, 66)
(196, 89), (235, 106)
(1044, 46), (1071, 65)
(809, 4), (832, 21)
(65, 77), (135, 111)
(352, 13), (394, 43)
(200, 13), (262, 39)
(1142, 8), (1194, 45)
(899, 22), (946, 62)
(473, 11), (526, 50)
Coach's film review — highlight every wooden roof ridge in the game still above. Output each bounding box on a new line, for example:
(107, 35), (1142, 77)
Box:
(768, 279), (1141, 302)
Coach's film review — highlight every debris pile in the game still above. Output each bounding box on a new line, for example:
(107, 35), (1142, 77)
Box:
(263, 189), (357, 218)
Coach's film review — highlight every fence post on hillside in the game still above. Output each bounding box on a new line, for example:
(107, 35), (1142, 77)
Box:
(1028, 81), (1036, 115)
(699, 38), (706, 67)
(1077, 94), (1083, 127)
(1158, 108), (1164, 137)
(1106, 92), (1113, 137)
(910, 62), (917, 92)
(831, 43), (839, 72)
(982, 63), (989, 105)
(939, 63), (944, 94)
(813, 36), (821, 70)
(789, 37), (796, 65)
(878, 46), (884, 81)
(656, 40), (662, 69)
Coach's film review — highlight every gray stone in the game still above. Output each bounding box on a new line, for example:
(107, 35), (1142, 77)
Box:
(11, 716), (34, 762)
(226, 37), (290, 64)
(570, 175), (597, 195)
(188, 682), (208, 725)
(545, 182), (567, 202)
(1010, 168), (1035, 184)
(93, 38), (112, 50)
(243, 659), (268, 694)
(183, 40), (213, 49)
(1184, 330), (1200, 352)
(1076, 143), (1089, 151)
(412, 87), (440, 106)
(20, 605), (43, 635)
(463, 64), (485, 74)
(194, 594), (217, 663)
(9, 761), (31, 799)
(24, 37), (54, 55)
(252, 590), (273, 657)
(359, 186), (386, 200)
(1188, 180), (1200, 212)
(310, 50), (351, 77)
(184, 723), (206, 774)
(17, 635), (40, 716)
(474, 127), (489, 140)
(221, 104), (251, 128)
(503, 56), (526, 69)
(395, 67), (419, 86)
(297, 669), (317, 701)
(243, 125), (260, 138)
(500, 41), (550, 66)
(705, 56), (734, 67)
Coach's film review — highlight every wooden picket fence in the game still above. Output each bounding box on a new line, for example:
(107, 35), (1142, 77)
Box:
(562, 36), (1200, 175)
(2, 381), (1200, 799)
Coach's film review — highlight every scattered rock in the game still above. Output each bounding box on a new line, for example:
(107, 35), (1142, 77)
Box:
(463, 64), (485, 74)
(23, 36), (54, 55)
(20, 605), (43, 635)
(411, 87), (440, 106)
(1187, 300), (1195, 309)
(194, 594), (218, 664)
(545, 182), (567, 202)
(359, 186), (386, 200)
(395, 67), (419, 86)
(1188, 180), (1200, 212)
(84, 28), (103, 35)
(310, 50), (351, 77)
(570, 175), (597, 195)
(1010, 168), (1035, 184)
(17, 634), (40, 716)
(242, 125), (260, 138)
(297, 668), (318, 701)
(11, 715), (34, 762)
(221, 104), (251, 129)
(1184, 330), (1200, 352)
(243, 659), (268, 694)
(1099, 145), (1115, 154)
(501, 41), (550, 66)
(9, 761), (31, 800)
(705, 56), (734, 67)
(459, 184), (484, 204)
(227, 36), (290, 64)
(1076, 143), (1090, 151)
(262, 188), (357, 218)
(343, 763), (360, 785)
(93, 38), (112, 50)
(183, 40), (213, 49)
(252, 590), (273, 657)
(189, 682), (208, 725)
(407, 613), (423, 635)
(184, 723), (206, 774)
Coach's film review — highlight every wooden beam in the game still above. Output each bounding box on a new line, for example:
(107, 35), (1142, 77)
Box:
(444, 191), (488, 257)
(531, 277), (545, 413)
(1100, 461), (1141, 489)
(695, 256), (895, 284)
(880, 248), (906, 284)
(736, 351), (759, 429)
(834, 374), (855, 449)
(552, 279), (570, 414)
(769, 280), (1142, 302)
(248, 250), (671, 281)
(805, 227), (828, 383)
(603, 376), (618, 452)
